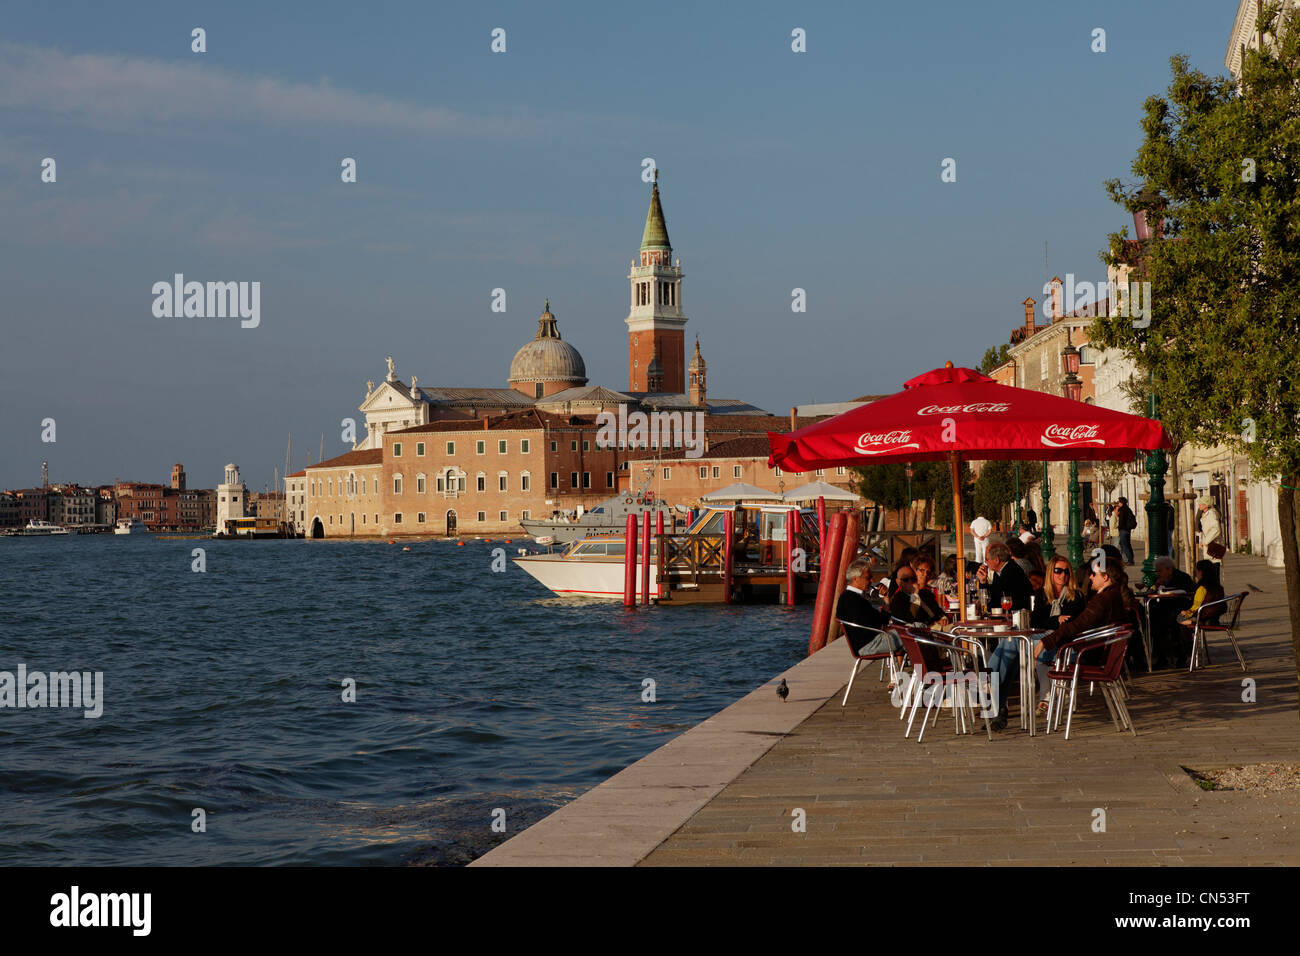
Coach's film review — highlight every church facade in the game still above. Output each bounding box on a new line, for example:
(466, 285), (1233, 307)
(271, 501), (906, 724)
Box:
(296, 177), (841, 538)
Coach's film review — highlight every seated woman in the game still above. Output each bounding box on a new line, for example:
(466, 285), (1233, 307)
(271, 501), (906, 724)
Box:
(1178, 559), (1226, 635)
(935, 553), (959, 599)
(1031, 554), (1087, 631)
(1030, 560), (1133, 717)
(912, 555), (950, 622)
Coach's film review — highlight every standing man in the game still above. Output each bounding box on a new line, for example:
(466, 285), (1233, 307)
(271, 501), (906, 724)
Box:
(1116, 496), (1137, 565)
(1024, 506), (1038, 535)
(1197, 497), (1222, 562)
(970, 512), (993, 564)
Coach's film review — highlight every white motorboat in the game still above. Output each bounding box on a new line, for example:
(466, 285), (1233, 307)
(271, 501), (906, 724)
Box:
(114, 518), (150, 535)
(513, 534), (658, 599)
(22, 519), (69, 535)
(520, 466), (687, 545)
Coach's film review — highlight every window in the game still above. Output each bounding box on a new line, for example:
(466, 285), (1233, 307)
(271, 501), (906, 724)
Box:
(417, 475), (426, 493)
(582, 472), (591, 488)
(393, 443), (402, 457)
(583, 440), (589, 452)
(498, 511), (507, 522)
(775, 467), (783, 477)
(699, 466), (707, 479)
(815, 469), (825, 477)
(571, 472), (579, 487)
(570, 441), (578, 452)
(477, 511), (486, 522)
(417, 442), (425, 456)
(551, 473), (558, 489)
(733, 466), (742, 478)
(329, 478), (333, 495)
(498, 475), (508, 492)
(393, 475), (403, 494)
(458, 476), (465, 491)
(663, 468), (671, 479)
(521, 439), (530, 454)
(492, 439), (503, 454)
(375, 514), (378, 523)
(477, 440), (485, 455)
(362, 514), (366, 524)
(550, 441), (557, 452)
(395, 513), (402, 523)
(437, 475), (445, 492)
(1040, 352), (1048, 379)
(521, 510), (531, 520)
(445, 442), (454, 455)
(712, 467), (720, 479)
(607, 472), (615, 488)
(417, 512), (426, 523)
(477, 474), (486, 492)
(521, 473), (530, 492)
(837, 467), (846, 476)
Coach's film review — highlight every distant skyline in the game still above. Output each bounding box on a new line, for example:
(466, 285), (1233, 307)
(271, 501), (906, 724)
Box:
(0, 1), (1241, 491)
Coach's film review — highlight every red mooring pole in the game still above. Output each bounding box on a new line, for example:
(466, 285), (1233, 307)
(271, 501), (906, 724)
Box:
(816, 496), (827, 557)
(808, 511), (847, 655)
(641, 511), (651, 605)
(655, 509), (665, 599)
(624, 514), (637, 607)
(722, 509), (734, 605)
(786, 507), (798, 606)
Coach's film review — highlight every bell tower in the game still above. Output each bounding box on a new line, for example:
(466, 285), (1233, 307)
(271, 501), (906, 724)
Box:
(626, 171), (687, 393)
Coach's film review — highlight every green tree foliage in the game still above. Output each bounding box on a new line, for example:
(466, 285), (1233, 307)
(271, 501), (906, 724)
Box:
(1089, 5), (1300, 700)
(977, 344), (1010, 375)
(852, 460), (972, 528)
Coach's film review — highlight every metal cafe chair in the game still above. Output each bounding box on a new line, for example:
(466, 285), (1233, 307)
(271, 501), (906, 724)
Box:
(837, 619), (903, 706)
(1187, 592), (1248, 672)
(896, 627), (991, 743)
(1043, 626), (1135, 740)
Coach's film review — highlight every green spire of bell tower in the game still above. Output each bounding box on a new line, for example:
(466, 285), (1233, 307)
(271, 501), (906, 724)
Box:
(640, 169), (671, 251)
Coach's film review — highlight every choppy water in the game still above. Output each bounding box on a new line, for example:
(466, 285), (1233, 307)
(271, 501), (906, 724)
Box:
(0, 535), (808, 865)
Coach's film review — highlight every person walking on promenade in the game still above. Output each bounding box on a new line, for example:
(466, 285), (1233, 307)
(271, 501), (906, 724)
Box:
(1116, 497), (1137, 565)
(970, 513), (992, 563)
(1107, 501), (1120, 547)
(1197, 497), (1222, 562)
(1024, 506), (1038, 534)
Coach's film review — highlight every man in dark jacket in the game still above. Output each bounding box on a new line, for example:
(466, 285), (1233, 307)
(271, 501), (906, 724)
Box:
(1116, 497), (1138, 565)
(979, 541), (1034, 730)
(836, 556), (900, 655)
(977, 541), (1033, 611)
(1148, 555), (1195, 667)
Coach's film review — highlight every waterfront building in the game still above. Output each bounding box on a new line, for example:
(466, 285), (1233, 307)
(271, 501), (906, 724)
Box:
(215, 464), (247, 531)
(248, 491), (285, 523)
(48, 485), (97, 526)
(286, 472), (307, 535)
(114, 481), (167, 528)
(12, 489), (49, 525)
(302, 449), (383, 537)
(95, 487), (116, 527)
(0, 492), (18, 528)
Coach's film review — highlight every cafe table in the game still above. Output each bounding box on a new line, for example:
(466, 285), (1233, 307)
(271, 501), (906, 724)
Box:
(947, 616), (1049, 735)
(1133, 589), (1187, 673)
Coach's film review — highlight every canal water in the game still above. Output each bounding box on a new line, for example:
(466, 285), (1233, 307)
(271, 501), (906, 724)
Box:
(0, 535), (808, 865)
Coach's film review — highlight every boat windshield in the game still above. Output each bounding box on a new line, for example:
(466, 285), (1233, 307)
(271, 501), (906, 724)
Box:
(567, 540), (630, 557)
(686, 510), (726, 535)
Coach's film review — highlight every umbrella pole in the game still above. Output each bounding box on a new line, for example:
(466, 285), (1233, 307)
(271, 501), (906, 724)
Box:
(951, 452), (968, 623)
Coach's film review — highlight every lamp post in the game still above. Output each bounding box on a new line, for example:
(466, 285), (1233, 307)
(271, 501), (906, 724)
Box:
(905, 463), (913, 531)
(1062, 331), (1084, 568)
(1133, 187), (1170, 588)
(1011, 463), (1020, 535)
(1039, 461), (1053, 562)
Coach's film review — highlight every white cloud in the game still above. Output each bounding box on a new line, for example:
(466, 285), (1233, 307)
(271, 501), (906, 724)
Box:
(0, 43), (535, 138)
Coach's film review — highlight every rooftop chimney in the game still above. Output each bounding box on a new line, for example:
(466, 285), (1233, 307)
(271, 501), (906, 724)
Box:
(790, 407), (797, 431)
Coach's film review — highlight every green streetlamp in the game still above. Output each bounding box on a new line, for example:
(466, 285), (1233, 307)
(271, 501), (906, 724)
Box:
(1142, 376), (1169, 588)
(1011, 463), (1020, 535)
(1062, 332), (1084, 568)
(1039, 461), (1054, 562)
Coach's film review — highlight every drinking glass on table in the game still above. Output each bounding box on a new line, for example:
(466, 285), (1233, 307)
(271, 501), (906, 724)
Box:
(1001, 594), (1013, 617)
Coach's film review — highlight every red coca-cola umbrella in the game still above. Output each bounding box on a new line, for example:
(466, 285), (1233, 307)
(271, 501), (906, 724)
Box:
(769, 363), (1172, 620)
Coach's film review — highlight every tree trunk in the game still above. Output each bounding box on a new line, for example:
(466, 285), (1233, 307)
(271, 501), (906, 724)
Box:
(1277, 477), (1300, 719)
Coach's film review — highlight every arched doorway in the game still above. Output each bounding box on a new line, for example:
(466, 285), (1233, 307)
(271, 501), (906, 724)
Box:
(310, 517), (325, 539)
(445, 510), (457, 536)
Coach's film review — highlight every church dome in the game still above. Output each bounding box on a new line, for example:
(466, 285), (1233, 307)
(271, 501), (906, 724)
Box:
(509, 301), (588, 388)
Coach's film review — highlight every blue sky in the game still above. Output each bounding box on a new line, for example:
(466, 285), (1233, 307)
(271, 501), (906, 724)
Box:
(0, 0), (1241, 491)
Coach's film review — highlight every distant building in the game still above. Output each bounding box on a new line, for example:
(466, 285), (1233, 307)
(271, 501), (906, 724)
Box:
(0, 492), (18, 528)
(1227, 0), (1296, 78)
(49, 485), (97, 526)
(215, 464), (247, 530)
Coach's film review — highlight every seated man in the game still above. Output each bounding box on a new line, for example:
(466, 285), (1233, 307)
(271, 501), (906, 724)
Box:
(1148, 555), (1194, 668)
(977, 541), (1034, 730)
(836, 556), (902, 656)
(889, 562), (949, 626)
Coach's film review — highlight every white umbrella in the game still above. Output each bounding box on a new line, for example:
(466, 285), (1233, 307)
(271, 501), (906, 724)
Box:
(700, 482), (785, 503)
(780, 480), (860, 503)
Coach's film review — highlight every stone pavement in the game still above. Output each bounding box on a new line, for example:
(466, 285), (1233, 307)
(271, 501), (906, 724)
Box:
(642, 553), (1300, 865)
